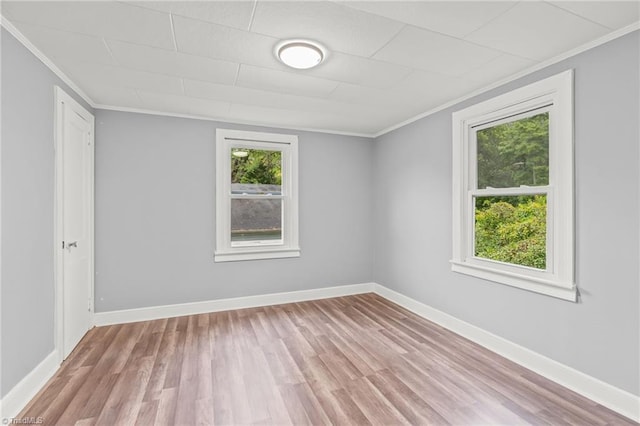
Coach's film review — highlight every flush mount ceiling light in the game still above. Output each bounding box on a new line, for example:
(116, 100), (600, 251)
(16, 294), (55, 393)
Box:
(276, 40), (325, 70)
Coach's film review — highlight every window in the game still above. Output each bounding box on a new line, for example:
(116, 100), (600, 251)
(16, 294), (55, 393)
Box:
(215, 129), (299, 262)
(451, 70), (576, 301)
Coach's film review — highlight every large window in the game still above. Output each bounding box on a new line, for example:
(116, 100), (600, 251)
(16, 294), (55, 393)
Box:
(451, 71), (576, 301)
(215, 129), (299, 262)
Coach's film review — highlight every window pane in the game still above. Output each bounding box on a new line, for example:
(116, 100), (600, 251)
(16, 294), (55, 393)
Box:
(231, 199), (282, 243)
(474, 195), (546, 269)
(231, 148), (282, 195)
(477, 112), (549, 189)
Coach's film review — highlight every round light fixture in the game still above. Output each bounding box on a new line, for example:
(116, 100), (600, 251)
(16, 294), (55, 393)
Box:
(276, 40), (325, 70)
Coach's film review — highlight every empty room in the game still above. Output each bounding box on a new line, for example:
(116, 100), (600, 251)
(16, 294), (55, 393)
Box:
(1, 1), (639, 424)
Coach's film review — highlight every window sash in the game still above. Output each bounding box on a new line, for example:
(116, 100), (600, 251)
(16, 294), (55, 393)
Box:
(469, 106), (551, 192)
(466, 187), (554, 275)
(230, 198), (285, 248)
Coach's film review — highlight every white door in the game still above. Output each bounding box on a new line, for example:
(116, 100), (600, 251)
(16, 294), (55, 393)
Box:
(55, 87), (94, 360)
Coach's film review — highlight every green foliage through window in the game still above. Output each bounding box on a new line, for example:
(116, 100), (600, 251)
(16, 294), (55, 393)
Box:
(477, 112), (549, 188)
(475, 195), (547, 269)
(231, 149), (282, 185)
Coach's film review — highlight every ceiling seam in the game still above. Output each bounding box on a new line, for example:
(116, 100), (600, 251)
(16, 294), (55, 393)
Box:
(247, 0), (258, 32)
(169, 13), (178, 52)
(368, 23), (408, 59)
(133, 89), (143, 104)
(102, 38), (119, 66)
(337, 1), (530, 61)
(461, 0), (521, 39)
(233, 65), (241, 86)
(543, 1), (615, 30)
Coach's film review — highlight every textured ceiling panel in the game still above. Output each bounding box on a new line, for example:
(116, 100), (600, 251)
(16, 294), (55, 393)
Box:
(2, 1), (175, 49)
(306, 52), (412, 89)
(66, 62), (184, 96)
(130, 1), (256, 31)
(11, 21), (116, 66)
(2, 0), (636, 135)
(82, 84), (141, 107)
(466, 1), (610, 60)
(549, 1), (640, 29)
(340, 1), (517, 38)
(172, 15), (281, 69)
(227, 102), (392, 135)
(374, 26), (503, 76)
(183, 78), (382, 118)
(250, 1), (404, 57)
(136, 90), (231, 117)
(107, 40), (239, 85)
(236, 65), (339, 98)
(461, 54), (536, 84)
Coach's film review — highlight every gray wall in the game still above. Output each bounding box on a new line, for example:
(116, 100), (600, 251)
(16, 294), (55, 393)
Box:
(1, 29), (93, 396)
(94, 110), (374, 312)
(372, 31), (640, 395)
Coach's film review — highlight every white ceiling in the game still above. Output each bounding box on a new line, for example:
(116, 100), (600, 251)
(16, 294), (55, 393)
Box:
(2, 1), (638, 136)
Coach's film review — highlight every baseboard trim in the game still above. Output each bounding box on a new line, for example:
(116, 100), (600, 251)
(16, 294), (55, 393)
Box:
(0, 351), (60, 421)
(373, 283), (640, 423)
(94, 282), (376, 326)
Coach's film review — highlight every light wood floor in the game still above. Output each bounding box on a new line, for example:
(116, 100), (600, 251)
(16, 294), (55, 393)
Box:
(20, 293), (635, 425)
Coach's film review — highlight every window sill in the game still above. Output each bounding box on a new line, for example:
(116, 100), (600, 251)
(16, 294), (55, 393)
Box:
(450, 260), (577, 302)
(215, 247), (301, 262)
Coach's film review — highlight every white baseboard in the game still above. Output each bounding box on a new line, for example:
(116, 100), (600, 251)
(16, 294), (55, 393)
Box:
(373, 283), (640, 423)
(94, 282), (376, 326)
(0, 351), (60, 421)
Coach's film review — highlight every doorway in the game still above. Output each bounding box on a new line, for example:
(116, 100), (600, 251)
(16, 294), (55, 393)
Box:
(54, 86), (95, 361)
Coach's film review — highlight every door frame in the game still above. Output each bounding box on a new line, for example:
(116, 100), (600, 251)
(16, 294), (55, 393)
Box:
(54, 86), (95, 363)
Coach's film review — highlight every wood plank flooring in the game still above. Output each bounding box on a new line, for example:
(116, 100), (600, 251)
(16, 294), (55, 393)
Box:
(19, 293), (636, 425)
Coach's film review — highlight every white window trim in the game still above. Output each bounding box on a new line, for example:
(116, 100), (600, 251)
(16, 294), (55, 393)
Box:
(215, 128), (300, 262)
(451, 70), (576, 302)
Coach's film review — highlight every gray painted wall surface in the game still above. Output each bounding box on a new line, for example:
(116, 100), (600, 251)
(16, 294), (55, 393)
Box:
(372, 31), (640, 395)
(94, 110), (373, 312)
(1, 29), (93, 396)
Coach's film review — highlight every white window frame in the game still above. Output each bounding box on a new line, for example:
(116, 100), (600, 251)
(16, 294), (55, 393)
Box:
(451, 70), (576, 302)
(215, 128), (300, 262)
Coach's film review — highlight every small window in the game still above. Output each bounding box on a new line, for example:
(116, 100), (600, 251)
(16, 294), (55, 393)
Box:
(452, 71), (576, 301)
(215, 129), (299, 262)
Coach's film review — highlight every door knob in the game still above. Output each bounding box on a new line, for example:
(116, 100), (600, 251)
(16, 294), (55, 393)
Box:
(67, 241), (78, 250)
